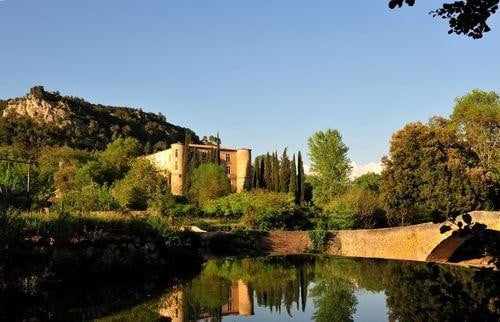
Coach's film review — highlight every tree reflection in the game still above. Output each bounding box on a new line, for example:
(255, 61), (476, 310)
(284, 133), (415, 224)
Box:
(6, 255), (497, 321)
(310, 277), (357, 322)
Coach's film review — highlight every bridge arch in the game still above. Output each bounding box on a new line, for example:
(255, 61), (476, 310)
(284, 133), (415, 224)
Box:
(328, 211), (500, 262)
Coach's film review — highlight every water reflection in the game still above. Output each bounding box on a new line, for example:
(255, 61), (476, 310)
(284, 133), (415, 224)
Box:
(134, 256), (499, 322)
(2, 255), (498, 321)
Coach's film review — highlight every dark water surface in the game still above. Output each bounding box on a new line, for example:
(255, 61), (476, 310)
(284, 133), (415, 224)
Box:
(4, 255), (500, 321)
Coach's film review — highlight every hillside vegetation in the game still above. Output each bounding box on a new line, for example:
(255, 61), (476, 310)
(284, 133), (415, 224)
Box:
(0, 86), (198, 152)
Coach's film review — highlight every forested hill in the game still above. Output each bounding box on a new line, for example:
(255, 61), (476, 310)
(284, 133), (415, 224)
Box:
(0, 86), (198, 152)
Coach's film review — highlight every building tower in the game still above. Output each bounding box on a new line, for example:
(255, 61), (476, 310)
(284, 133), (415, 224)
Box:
(169, 142), (185, 196)
(236, 148), (251, 193)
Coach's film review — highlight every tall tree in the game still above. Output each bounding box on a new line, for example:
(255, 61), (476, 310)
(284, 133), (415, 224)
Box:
(252, 156), (261, 189)
(188, 163), (231, 207)
(259, 157), (265, 189)
(182, 132), (193, 195)
(297, 151), (305, 204)
(307, 129), (351, 207)
(271, 152), (280, 192)
(264, 153), (272, 190)
(279, 148), (291, 193)
(289, 154), (297, 200)
(215, 132), (221, 165)
(381, 118), (497, 225)
(451, 90), (500, 173)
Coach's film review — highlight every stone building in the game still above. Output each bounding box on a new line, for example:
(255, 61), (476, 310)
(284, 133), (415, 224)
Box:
(145, 143), (251, 195)
(158, 280), (254, 321)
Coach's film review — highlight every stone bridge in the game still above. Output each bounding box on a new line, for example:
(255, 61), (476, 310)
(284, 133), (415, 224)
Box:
(265, 211), (500, 263)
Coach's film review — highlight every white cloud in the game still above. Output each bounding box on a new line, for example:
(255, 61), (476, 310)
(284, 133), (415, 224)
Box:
(350, 161), (382, 180)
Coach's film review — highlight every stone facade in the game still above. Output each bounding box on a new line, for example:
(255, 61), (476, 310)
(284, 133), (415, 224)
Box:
(145, 143), (251, 196)
(262, 211), (500, 263)
(159, 280), (254, 321)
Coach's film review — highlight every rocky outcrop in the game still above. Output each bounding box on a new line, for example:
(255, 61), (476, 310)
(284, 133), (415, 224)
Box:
(0, 86), (199, 150)
(3, 94), (76, 128)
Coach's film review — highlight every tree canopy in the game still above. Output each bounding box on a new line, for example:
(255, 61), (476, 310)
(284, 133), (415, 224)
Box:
(381, 117), (497, 225)
(188, 163), (231, 207)
(307, 129), (351, 207)
(451, 90), (500, 173)
(389, 0), (499, 39)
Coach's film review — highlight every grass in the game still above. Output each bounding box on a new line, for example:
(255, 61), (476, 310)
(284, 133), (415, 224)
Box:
(0, 209), (176, 244)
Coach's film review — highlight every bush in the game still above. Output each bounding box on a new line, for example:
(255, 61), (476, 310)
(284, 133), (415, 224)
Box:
(188, 163), (231, 207)
(53, 183), (119, 213)
(1, 210), (177, 243)
(204, 191), (312, 230)
(323, 186), (386, 230)
(113, 159), (170, 210)
(309, 229), (330, 252)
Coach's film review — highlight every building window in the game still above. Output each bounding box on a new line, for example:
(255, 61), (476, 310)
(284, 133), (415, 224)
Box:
(226, 166), (231, 174)
(226, 153), (231, 162)
(175, 149), (178, 158)
(175, 161), (178, 170)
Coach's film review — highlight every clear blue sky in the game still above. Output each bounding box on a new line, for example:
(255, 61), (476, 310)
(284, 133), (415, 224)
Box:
(1, 1), (499, 167)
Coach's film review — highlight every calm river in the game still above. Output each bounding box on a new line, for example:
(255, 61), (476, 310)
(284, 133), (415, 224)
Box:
(5, 255), (500, 321)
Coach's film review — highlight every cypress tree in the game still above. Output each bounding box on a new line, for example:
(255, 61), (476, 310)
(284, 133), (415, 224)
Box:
(215, 132), (221, 165)
(264, 153), (272, 189)
(289, 154), (297, 200)
(182, 132), (192, 195)
(259, 157), (265, 189)
(252, 157), (260, 189)
(272, 152), (280, 192)
(279, 148), (291, 193)
(297, 151), (305, 204)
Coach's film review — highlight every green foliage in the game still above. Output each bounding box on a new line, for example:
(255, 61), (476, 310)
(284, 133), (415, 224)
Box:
(204, 190), (311, 230)
(451, 90), (500, 172)
(252, 149), (303, 201)
(149, 192), (201, 218)
(54, 182), (119, 212)
(279, 148), (291, 193)
(74, 160), (115, 187)
(307, 129), (351, 207)
(0, 210), (176, 243)
(112, 159), (170, 210)
(0, 86), (198, 152)
(324, 186), (387, 229)
(311, 278), (357, 322)
(38, 146), (91, 190)
(99, 137), (143, 175)
(297, 151), (305, 204)
(289, 154), (297, 196)
(188, 163), (231, 207)
(381, 118), (497, 225)
(352, 172), (381, 195)
(308, 229), (330, 252)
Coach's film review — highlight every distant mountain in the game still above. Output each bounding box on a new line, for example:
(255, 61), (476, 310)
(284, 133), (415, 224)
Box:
(0, 86), (198, 152)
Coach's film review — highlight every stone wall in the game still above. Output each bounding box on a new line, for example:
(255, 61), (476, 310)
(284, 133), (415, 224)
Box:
(265, 211), (500, 262)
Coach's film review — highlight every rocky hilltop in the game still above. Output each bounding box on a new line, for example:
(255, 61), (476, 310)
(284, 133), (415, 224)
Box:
(0, 86), (198, 151)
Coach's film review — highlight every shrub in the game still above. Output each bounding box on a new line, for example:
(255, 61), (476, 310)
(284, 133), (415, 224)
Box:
(309, 229), (330, 252)
(113, 159), (170, 210)
(323, 186), (386, 230)
(204, 191), (312, 230)
(352, 172), (381, 195)
(99, 137), (143, 175)
(188, 163), (231, 207)
(54, 182), (119, 213)
(148, 191), (176, 215)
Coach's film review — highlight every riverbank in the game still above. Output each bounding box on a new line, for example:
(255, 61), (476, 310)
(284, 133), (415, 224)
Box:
(1, 210), (498, 303)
